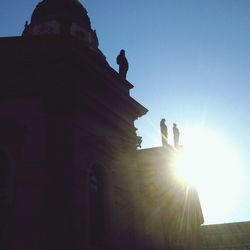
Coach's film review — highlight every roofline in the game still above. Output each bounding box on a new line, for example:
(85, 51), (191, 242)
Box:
(202, 221), (250, 227)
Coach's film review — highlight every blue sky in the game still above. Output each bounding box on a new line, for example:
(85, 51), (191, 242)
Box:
(1, 0), (250, 224)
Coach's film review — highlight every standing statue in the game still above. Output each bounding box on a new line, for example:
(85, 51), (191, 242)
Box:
(173, 123), (180, 149)
(116, 49), (129, 80)
(160, 119), (168, 146)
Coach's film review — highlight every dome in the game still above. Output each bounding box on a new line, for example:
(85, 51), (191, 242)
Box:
(23, 0), (100, 52)
(30, 0), (91, 29)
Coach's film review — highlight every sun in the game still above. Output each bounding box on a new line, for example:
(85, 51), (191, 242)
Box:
(175, 127), (245, 224)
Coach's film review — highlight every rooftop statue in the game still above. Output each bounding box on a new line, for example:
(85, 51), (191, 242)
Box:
(173, 123), (180, 149)
(116, 49), (129, 80)
(160, 118), (168, 146)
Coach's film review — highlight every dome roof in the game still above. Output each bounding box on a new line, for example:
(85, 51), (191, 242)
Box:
(31, 0), (91, 29)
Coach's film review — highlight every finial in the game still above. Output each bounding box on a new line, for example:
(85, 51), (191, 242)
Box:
(22, 21), (30, 36)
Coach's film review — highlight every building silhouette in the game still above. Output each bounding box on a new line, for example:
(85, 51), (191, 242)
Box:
(0, 1), (203, 250)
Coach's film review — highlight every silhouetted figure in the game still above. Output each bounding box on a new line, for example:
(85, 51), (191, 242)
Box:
(160, 119), (168, 146)
(173, 123), (180, 149)
(116, 49), (129, 80)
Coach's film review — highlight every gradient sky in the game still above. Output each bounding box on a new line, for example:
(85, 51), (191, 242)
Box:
(1, 0), (250, 225)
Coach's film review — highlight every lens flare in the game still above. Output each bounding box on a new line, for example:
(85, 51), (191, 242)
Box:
(175, 127), (245, 224)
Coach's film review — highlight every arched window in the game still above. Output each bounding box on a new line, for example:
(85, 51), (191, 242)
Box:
(89, 165), (104, 247)
(0, 151), (9, 236)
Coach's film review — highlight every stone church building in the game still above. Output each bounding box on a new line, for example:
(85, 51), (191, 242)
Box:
(0, 1), (203, 250)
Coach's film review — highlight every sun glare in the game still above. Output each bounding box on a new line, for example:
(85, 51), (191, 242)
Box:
(175, 127), (245, 224)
